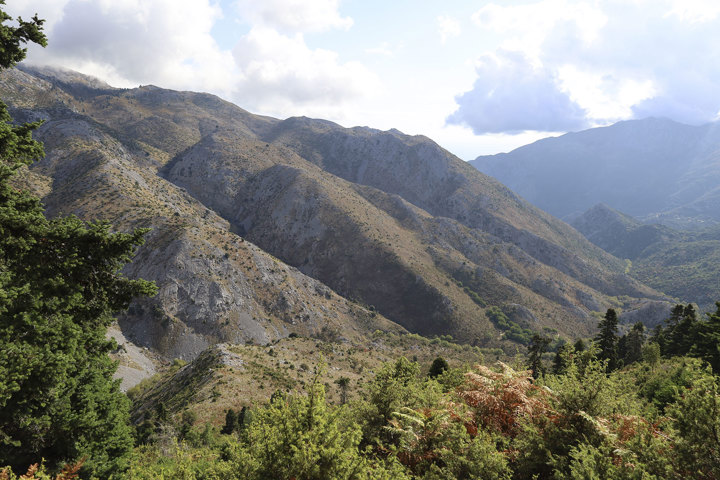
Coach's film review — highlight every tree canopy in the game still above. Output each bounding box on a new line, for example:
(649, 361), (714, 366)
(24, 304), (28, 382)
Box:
(0, 4), (156, 477)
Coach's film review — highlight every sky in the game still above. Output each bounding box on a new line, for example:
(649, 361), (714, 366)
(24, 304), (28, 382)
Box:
(6, 0), (720, 159)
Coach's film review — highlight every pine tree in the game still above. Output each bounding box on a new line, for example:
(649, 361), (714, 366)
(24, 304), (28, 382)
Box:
(222, 408), (239, 435)
(527, 334), (551, 379)
(662, 304), (686, 356)
(0, 4), (156, 476)
(595, 309), (619, 371)
(649, 324), (667, 356)
(622, 321), (645, 365)
(335, 376), (351, 404)
(552, 342), (573, 375)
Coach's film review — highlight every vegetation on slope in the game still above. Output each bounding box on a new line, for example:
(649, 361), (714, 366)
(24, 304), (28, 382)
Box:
(0, 7), (155, 478)
(572, 204), (720, 311)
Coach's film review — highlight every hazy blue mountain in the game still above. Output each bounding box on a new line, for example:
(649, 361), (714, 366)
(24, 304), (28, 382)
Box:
(471, 118), (720, 230)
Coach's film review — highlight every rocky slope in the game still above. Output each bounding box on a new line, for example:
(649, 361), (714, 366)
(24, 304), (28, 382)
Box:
(471, 118), (720, 230)
(1, 65), (670, 361)
(2, 65), (401, 366)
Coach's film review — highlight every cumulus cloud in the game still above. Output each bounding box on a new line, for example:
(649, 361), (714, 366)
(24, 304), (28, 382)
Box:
(454, 0), (720, 134)
(6, 0), (376, 119)
(437, 15), (461, 44)
(234, 0), (352, 33)
(232, 27), (379, 110)
(15, 0), (233, 94)
(472, 0), (606, 59)
(227, 0), (377, 113)
(447, 51), (589, 134)
(547, 0), (720, 125)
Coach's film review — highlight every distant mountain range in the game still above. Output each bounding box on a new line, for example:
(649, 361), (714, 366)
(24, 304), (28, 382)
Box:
(472, 119), (720, 311)
(0, 65), (670, 370)
(471, 118), (720, 230)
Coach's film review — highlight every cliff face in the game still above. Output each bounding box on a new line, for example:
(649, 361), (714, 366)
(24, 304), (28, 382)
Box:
(1, 65), (669, 360)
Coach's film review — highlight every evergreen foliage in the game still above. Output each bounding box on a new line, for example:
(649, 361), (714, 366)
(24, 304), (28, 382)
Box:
(649, 302), (720, 372)
(552, 342), (574, 375)
(0, 4), (156, 476)
(669, 369), (720, 478)
(527, 334), (550, 378)
(215, 367), (408, 480)
(221, 409), (238, 435)
(595, 308), (619, 371)
(119, 328), (720, 479)
(428, 356), (449, 378)
(695, 302), (720, 372)
(619, 321), (645, 366)
(335, 377), (351, 404)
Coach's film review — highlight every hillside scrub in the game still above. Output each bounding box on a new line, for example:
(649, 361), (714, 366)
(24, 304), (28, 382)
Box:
(122, 336), (720, 479)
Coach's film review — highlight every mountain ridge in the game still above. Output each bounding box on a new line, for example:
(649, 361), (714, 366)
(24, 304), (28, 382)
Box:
(471, 117), (720, 229)
(1, 64), (671, 365)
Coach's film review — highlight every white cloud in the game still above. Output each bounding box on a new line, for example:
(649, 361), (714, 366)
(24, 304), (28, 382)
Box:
(437, 15), (461, 44)
(472, 1), (606, 59)
(447, 50), (589, 134)
(5, 0), (70, 33)
(665, 0), (720, 23)
(365, 42), (393, 57)
(231, 27), (379, 113)
(556, 65), (657, 121)
(456, 0), (720, 133)
(234, 0), (352, 33)
(18, 0), (233, 95)
(6, 0), (376, 120)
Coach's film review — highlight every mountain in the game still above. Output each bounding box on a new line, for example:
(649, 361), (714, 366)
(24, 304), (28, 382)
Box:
(0, 65), (669, 366)
(471, 118), (720, 230)
(1, 65), (403, 366)
(571, 204), (679, 260)
(572, 204), (720, 311)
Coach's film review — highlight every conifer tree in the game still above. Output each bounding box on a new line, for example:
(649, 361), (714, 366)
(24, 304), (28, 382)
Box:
(552, 342), (573, 375)
(527, 334), (550, 378)
(0, 4), (156, 476)
(595, 309), (619, 371)
(621, 321), (645, 365)
(222, 408), (239, 435)
(696, 302), (720, 372)
(428, 356), (449, 378)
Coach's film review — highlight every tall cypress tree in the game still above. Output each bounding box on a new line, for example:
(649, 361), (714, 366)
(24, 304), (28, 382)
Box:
(595, 309), (619, 371)
(0, 4), (156, 476)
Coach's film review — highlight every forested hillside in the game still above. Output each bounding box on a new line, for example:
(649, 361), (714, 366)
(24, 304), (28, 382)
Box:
(572, 204), (720, 312)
